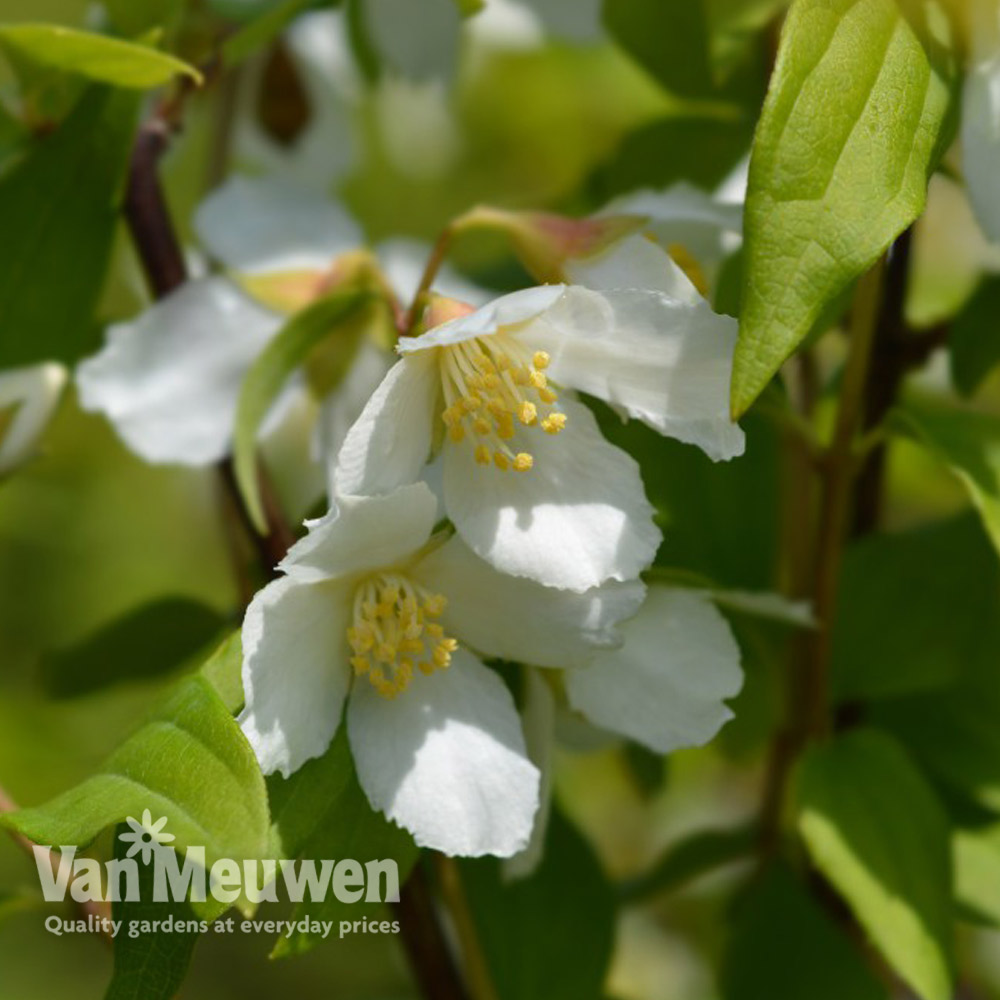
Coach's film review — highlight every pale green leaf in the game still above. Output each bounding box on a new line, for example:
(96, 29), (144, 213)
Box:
(892, 396), (1000, 555)
(233, 288), (371, 532)
(796, 728), (954, 1000)
(0, 24), (201, 89)
(954, 825), (1000, 927)
(2, 672), (270, 877)
(732, 0), (956, 414)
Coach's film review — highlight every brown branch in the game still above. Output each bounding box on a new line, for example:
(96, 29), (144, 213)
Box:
(852, 230), (949, 535)
(394, 865), (471, 1000)
(121, 93), (470, 1000)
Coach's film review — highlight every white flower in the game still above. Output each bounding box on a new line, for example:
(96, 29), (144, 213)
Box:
(0, 362), (66, 478)
(962, 0), (1000, 244)
(572, 181), (744, 301)
(119, 810), (176, 864)
(76, 177), (486, 502)
(239, 482), (644, 857)
(508, 585), (744, 874)
(334, 281), (744, 592)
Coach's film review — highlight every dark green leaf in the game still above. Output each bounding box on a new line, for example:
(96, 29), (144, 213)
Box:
(233, 288), (370, 531)
(732, 0), (957, 414)
(0, 24), (201, 88)
(460, 809), (615, 1000)
(590, 114), (753, 203)
(722, 861), (887, 1000)
(875, 607), (1000, 814)
(796, 728), (954, 1000)
(104, 825), (204, 1000)
(620, 823), (757, 902)
(268, 726), (418, 958)
(596, 405), (781, 589)
(832, 513), (1000, 700)
(949, 276), (1000, 397)
(40, 597), (229, 698)
(0, 86), (138, 367)
(603, 0), (715, 98)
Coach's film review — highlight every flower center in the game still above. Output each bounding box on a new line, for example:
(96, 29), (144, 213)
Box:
(346, 573), (458, 700)
(438, 333), (567, 471)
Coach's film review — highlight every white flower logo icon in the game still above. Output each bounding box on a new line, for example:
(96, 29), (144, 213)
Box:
(119, 810), (175, 864)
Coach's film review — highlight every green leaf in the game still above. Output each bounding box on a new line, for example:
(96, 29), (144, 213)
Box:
(40, 597), (229, 699)
(796, 728), (954, 1000)
(0, 86), (138, 367)
(891, 396), (1000, 556)
(104, 825), (204, 1000)
(460, 809), (616, 1000)
(722, 861), (887, 1000)
(596, 405), (781, 589)
(953, 824), (1000, 927)
(732, 0), (957, 415)
(453, 0), (484, 14)
(200, 630), (245, 716)
(268, 726), (418, 958)
(832, 513), (1000, 700)
(591, 113), (754, 202)
(233, 288), (371, 532)
(603, 0), (714, 98)
(874, 601), (1000, 813)
(0, 24), (201, 89)
(620, 823), (757, 901)
(2, 672), (270, 881)
(221, 0), (317, 68)
(949, 276), (1000, 397)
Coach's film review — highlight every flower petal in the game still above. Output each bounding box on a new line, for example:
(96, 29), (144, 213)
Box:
(963, 54), (1000, 245)
(195, 175), (363, 275)
(347, 647), (539, 857)
(281, 483), (439, 582)
(239, 575), (353, 778)
(412, 535), (645, 667)
(565, 234), (700, 303)
(526, 285), (745, 461)
(565, 588), (743, 754)
(396, 285), (566, 354)
(332, 350), (439, 495)
(76, 278), (278, 465)
(601, 182), (743, 276)
(443, 395), (662, 592)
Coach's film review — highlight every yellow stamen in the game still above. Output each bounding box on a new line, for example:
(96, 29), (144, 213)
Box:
(347, 573), (458, 699)
(437, 331), (568, 474)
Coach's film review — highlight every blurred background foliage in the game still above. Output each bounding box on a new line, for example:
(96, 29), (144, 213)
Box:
(2, 0), (1000, 997)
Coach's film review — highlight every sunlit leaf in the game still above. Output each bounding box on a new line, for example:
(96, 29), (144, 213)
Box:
(0, 24), (201, 89)
(796, 728), (954, 1000)
(233, 288), (372, 532)
(722, 860), (887, 1000)
(732, 0), (957, 414)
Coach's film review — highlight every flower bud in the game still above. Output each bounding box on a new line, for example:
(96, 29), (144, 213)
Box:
(0, 362), (66, 477)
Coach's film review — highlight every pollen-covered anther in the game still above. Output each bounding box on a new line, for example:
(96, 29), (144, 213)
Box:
(348, 574), (456, 698)
(438, 332), (567, 471)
